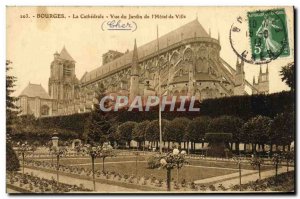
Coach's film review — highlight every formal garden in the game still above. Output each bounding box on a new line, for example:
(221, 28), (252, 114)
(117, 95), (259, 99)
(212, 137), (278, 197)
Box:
(6, 61), (295, 193)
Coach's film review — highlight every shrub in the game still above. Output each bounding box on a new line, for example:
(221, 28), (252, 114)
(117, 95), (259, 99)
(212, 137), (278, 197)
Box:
(6, 142), (20, 171)
(147, 155), (161, 169)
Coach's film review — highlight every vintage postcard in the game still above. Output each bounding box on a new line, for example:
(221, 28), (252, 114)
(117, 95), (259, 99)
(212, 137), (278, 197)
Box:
(6, 6), (295, 194)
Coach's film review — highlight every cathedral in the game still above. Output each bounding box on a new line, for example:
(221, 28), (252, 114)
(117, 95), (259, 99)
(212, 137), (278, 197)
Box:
(18, 19), (269, 117)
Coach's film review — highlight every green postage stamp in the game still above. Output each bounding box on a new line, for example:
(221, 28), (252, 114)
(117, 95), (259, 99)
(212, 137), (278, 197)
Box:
(247, 8), (290, 61)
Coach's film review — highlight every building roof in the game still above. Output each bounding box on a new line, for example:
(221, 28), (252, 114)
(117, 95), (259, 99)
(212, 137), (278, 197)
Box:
(81, 19), (209, 83)
(59, 46), (75, 62)
(19, 83), (51, 99)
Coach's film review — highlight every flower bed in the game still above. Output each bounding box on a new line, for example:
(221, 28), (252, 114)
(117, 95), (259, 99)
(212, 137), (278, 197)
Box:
(7, 171), (91, 193)
(22, 159), (293, 192)
(229, 171), (294, 192)
(23, 159), (206, 191)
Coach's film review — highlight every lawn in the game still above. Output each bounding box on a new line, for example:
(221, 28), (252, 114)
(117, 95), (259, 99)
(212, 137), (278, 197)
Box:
(35, 155), (272, 182)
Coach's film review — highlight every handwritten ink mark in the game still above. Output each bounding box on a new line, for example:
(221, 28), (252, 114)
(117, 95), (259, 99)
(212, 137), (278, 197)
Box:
(101, 20), (137, 32)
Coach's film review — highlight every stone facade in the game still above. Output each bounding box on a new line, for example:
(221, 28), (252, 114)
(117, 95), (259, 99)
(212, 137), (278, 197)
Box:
(18, 83), (53, 117)
(18, 19), (269, 117)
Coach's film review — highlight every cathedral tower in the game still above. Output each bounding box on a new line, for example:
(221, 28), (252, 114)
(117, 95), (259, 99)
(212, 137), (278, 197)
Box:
(253, 65), (269, 94)
(48, 47), (77, 102)
(129, 39), (140, 101)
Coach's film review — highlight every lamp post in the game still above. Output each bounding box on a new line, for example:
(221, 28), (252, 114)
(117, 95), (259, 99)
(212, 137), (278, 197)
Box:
(52, 146), (66, 185)
(51, 133), (66, 185)
(52, 131), (59, 148)
(51, 130), (59, 165)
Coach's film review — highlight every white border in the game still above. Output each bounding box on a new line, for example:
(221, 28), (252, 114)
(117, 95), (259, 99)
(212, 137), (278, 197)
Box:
(1, 1), (298, 199)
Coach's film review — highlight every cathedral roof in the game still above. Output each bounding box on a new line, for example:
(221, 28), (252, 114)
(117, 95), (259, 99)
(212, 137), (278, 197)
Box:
(19, 83), (51, 99)
(82, 19), (209, 83)
(59, 46), (75, 62)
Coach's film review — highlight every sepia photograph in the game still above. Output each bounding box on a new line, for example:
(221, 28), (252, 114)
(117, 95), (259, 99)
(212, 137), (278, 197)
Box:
(6, 6), (295, 194)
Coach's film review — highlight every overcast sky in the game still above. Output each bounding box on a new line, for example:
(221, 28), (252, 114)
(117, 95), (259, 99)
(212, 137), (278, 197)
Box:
(7, 6), (294, 96)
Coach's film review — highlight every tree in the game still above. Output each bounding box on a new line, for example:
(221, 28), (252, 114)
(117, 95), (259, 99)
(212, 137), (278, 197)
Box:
(280, 62), (294, 92)
(87, 144), (115, 191)
(145, 119), (169, 149)
(164, 117), (190, 144)
(84, 83), (112, 145)
(6, 142), (20, 171)
(272, 153), (283, 181)
(153, 149), (188, 191)
(250, 155), (264, 180)
(6, 60), (20, 171)
(271, 112), (294, 151)
(233, 156), (242, 191)
(6, 60), (19, 138)
(132, 120), (150, 150)
(242, 115), (272, 153)
(98, 143), (115, 172)
(117, 121), (137, 148)
(282, 151), (294, 172)
(107, 124), (119, 146)
(208, 116), (244, 152)
(186, 116), (211, 147)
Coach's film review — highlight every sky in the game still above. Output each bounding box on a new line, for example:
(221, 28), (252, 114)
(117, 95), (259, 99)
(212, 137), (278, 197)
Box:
(6, 6), (294, 96)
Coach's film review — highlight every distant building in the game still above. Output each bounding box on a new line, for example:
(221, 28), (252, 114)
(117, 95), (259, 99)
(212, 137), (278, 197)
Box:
(18, 83), (52, 117)
(18, 19), (269, 117)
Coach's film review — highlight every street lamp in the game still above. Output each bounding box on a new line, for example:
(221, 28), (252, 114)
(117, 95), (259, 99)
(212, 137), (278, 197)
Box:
(52, 131), (59, 148)
(50, 134), (66, 185)
(51, 146), (66, 185)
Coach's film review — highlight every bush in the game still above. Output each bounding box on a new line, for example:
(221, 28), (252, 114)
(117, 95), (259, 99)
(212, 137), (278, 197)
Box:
(205, 133), (233, 158)
(6, 142), (20, 171)
(147, 155), (161, 169)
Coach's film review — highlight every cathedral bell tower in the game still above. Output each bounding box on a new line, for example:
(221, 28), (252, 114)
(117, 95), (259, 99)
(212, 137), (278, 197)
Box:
(129, 39), (140, 102)
(48, 46), (76, 102)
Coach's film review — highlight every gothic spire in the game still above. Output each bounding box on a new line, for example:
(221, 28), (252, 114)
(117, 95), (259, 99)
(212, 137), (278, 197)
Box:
(259, 65), (262, 74)
(236, 56), (239, 66)
(266, 64), (269, 73)
(156, 25), (159, 52)
(131, 39), (139, 76)
(133, 38), (138, 62)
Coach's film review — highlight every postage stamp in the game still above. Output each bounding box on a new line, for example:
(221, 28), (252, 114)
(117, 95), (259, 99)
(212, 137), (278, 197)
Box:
(229, 8), (291, 65)
(247, 9), (290, 62)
